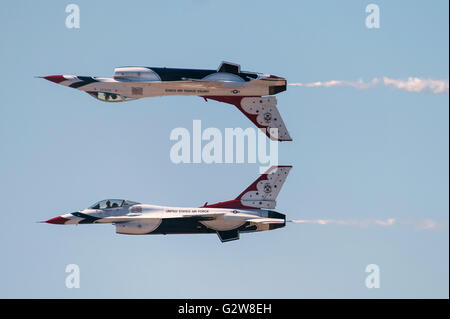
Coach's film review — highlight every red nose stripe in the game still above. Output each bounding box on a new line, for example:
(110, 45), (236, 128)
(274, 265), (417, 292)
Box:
(45, 216), (69, 224)
(43, 75), (66, 83)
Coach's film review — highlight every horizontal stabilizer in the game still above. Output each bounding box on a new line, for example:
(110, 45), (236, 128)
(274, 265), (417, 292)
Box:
(247, 218), (285, 225)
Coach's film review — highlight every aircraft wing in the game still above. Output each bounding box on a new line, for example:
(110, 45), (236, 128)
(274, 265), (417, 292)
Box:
(98, 212), (224, 223)
(203, 96), (292, 141)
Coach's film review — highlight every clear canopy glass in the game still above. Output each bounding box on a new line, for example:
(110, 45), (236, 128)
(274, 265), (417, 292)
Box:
(89, 199), (140, 209)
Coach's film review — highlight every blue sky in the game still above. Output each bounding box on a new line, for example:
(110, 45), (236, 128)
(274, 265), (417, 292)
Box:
(0, 0), (448, 298)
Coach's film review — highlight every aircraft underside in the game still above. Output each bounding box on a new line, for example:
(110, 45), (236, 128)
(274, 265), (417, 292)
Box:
(144, 219), (284, 243)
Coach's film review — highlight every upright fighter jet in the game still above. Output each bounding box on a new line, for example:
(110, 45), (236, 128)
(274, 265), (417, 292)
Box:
(41, 62), (291, 141)
(43, 166), (292, 243)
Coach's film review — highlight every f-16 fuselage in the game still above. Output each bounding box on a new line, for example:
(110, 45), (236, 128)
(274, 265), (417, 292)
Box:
(46, 201), (285, 242)
(44, 166), (291, 243)
(43, 62), (286, 101)
(41, 62), (291, 141)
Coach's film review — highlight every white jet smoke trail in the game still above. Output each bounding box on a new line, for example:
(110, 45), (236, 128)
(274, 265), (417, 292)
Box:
(288, 218), (447, 231)
(289, 218), (395, 227)
(289, 77), (449, 94)
(382, 77), (449, 94)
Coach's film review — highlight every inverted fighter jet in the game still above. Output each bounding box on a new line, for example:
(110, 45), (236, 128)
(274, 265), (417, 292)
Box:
(41, 62), (291, 141)
(43, 165), (292, 243)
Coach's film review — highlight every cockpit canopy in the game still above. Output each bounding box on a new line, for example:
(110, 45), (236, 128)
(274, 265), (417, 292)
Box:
(113, 67), (162, 82)
(89, 199), (140, 209)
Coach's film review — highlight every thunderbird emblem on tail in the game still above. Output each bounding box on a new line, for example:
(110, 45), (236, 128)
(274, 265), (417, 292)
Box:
(40, 62), (292, 141)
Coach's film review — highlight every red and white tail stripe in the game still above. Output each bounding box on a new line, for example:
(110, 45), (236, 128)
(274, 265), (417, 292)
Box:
(202, 96), (292, 141)
(204, 165), (292, 210)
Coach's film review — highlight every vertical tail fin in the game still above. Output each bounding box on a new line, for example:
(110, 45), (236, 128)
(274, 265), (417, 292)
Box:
(204, 166), (292, 209)
(236, 165), (292, 209)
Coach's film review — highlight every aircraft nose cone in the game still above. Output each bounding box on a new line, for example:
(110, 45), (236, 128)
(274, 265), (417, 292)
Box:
(42, 75), (66, 84)
(45, 216), (69, 224)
